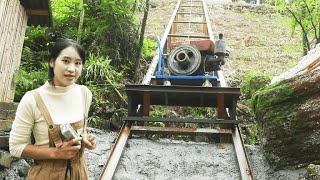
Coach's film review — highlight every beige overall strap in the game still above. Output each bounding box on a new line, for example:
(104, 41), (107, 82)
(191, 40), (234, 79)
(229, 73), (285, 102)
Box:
(80, 85), (88, 137)
(33, 91), (63, 147)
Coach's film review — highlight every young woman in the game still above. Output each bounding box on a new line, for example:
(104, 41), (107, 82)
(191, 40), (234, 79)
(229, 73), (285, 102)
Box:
(9, 38), (96, 179)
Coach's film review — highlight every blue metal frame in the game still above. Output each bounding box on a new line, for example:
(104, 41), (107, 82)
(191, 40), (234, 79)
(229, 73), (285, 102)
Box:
(154, 38), (218, 85)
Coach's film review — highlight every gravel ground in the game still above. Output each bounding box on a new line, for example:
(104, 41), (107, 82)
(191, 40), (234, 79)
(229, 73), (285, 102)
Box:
(84, 128), (309, 180)
(84, 128), (117, 180)
(87, 134), (308, 180)
(0, 128), (309, 179)
(114, 138), (240, 180)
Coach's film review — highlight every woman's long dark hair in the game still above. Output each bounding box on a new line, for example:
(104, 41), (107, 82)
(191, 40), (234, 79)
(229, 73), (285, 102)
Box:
(48, 38), (86, 82)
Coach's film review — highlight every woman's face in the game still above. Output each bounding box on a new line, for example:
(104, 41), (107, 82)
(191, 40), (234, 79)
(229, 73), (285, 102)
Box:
(50, 46), (83, 87)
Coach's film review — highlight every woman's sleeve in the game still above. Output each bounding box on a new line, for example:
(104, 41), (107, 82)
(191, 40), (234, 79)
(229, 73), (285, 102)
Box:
(84, 86), (93, 116)
(9, 91), (35, 158)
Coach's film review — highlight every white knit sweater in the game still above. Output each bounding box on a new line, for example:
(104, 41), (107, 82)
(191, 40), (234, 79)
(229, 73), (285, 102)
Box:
(9, 82), (92, 158)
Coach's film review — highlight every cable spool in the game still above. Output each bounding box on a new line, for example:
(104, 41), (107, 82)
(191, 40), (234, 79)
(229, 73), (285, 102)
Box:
(167, 45), (201, 76)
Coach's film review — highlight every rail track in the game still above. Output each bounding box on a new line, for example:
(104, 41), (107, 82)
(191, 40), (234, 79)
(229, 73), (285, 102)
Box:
(99, 0), (253, 179)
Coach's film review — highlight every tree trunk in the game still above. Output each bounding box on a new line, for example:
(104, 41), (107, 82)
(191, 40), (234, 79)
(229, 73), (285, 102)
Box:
(134, 0), (149, 82)
(252, 70), (320, 168)
(77, 0), (85, 43)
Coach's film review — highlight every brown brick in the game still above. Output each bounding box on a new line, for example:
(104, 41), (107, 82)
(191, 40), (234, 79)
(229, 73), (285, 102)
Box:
(0, 132), (9, 150)
(0, 102), (17, 120)
(0, 120), (12, 132)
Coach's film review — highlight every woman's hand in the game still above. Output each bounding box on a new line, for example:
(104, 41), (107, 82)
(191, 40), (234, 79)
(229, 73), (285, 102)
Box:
(82, 134), (96, 150)
(53, 137), (82, 159)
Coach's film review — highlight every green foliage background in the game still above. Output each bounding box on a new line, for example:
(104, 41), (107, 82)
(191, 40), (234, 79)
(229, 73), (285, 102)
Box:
(15, 0), (156, 129)
(274, 0), (320, 54)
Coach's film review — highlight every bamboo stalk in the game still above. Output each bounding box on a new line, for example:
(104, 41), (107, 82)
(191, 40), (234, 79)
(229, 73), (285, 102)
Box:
(6, 2), (26, 102)
(1, 0), (18, 102)
(0, 0), (12, 102)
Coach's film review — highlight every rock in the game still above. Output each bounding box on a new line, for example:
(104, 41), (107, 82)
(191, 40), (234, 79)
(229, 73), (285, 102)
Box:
(0, 150), (12, 168)
(307, 164), (320, 178)
(0, 159), (29, 180)
(252, 70), (320, 168)
(17, 159), (30, 177)
(0, 132), (10, 150)
(0, 102), (18, 120)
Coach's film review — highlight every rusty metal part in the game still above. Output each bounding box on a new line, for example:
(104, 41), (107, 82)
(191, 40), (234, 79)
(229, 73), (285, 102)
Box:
(232, 125), (254, 180)
(123, 116), (239, 125)
(99, 123), (131, 180)
(168, 34), (210, 39)
(125, 84), (240, 94)
(131, 126), (232, 136)
(125, 85), (240, 110)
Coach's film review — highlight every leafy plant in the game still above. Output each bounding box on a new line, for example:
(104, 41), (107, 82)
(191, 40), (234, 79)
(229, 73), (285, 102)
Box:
(142, 37), (157, 61)
(150, 106), (172, 117)
(13, 64), (48, 101)
(83, 53), (123, 84)
(241, 71), (271, 99)
(184, 107), (215, 119)
(16, 0), (148, 130)
(275, 0), (320, 54)
(247, 122), (261, 145)
(80, 53), (126, 129)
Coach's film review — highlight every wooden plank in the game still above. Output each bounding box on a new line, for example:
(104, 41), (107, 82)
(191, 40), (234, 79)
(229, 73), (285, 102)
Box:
(180, 5), (203, 8)
(142, 91), (150, 116)
(217, 94), (226, 118)
(0, 150), (12, 168)
(26, 9), (49, 16)
(173, 20), (206, 24)
(176, 12), (205, 15)
(304, 59), (320, 73)
(168, 34), (210, 39)
(131, 126), (232, 135)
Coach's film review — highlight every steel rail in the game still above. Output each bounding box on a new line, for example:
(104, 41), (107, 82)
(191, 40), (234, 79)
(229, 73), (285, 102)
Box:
(233, 125), (253, 180)
(99, 0), (254, 179)
(125, 84), (240, 94)
(99, 123), (131, 180)
(142, 0), (181, 85)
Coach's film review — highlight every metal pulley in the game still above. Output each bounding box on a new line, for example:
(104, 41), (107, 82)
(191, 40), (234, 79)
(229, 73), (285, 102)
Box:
(167, 45), (201, 76)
